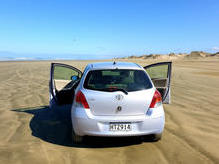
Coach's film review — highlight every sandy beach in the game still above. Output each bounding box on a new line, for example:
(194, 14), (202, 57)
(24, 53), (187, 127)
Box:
(0, 58), (218, 164)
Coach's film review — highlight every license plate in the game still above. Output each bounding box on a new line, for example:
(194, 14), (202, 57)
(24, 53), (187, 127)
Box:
(109, 123), (131, 131)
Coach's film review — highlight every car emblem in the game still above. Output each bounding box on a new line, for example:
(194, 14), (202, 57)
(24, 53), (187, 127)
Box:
(115, 94), (124, 101)
(117, 106), (122, 112)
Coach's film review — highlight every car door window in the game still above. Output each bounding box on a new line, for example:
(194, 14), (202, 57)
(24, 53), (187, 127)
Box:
(144, 62), (172, 104)
(54, 66), (80, 91)
(146, 64), (168, 79)
(50, 63), (82, 106)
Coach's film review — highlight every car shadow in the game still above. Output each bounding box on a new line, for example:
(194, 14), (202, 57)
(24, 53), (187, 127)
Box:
(12, 105), (153, 148)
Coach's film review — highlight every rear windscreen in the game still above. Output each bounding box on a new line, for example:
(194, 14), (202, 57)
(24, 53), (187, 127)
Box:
(83, 69), (152, 92)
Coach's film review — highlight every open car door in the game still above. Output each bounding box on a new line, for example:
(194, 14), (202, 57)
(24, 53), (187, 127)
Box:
(49, 63), (82, 108)
(144, 62), (172, 104)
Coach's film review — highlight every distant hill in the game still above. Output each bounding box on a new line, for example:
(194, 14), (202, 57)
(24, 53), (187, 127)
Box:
(120, 51), (219, 60)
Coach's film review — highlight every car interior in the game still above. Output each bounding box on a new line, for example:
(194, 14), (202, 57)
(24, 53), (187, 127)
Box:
(151, 78), (168, 99)
(55, 80), (80, 105)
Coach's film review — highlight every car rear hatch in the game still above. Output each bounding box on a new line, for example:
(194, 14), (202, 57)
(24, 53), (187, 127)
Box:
(83, 89), (154, 116)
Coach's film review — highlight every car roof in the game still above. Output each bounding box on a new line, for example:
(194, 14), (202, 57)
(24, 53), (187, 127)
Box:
(86, 62), (143, 70)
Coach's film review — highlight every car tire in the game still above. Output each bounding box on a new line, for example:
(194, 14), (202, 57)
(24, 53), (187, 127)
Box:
(152, 133), (162, 141)
(141, 133), (162, 142)
(72, 130), (83, 144)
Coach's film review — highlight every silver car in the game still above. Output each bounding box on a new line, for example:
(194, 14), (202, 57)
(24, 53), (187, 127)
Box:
(49, 61), (172, 143)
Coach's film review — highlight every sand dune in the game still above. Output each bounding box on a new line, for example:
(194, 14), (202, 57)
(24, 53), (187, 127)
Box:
(123, 51), (219, 61)
(0, 59), (219, 164)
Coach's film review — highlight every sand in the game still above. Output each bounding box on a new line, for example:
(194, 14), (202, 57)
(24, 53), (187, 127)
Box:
(0, 59), (218, 164)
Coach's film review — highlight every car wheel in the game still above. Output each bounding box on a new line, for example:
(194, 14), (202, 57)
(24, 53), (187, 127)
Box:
(141, 133), (162, 142)
(72, 130), (83, 144)
(152, 133), (162, 141)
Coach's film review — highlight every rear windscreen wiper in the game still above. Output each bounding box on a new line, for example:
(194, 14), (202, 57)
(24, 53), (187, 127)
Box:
(93, 88), (129, 95)
(111, 88), (128, 95)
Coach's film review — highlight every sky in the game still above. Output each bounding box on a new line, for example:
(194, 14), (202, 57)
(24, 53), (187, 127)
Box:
(0, 0), (219, 60)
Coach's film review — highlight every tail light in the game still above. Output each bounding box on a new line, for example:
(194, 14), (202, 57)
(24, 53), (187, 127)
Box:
(149, 90), (162, 108)
(75, 90), (89, 109)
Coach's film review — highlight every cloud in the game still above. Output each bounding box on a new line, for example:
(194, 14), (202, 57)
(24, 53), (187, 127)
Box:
(212, 47), (219, 51)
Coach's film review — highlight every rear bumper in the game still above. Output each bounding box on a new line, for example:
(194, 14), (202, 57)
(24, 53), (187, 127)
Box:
(71, 106), (165, 137)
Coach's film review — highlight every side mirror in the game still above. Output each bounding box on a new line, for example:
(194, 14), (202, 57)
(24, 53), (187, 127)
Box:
(71, 75), (79, 81)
